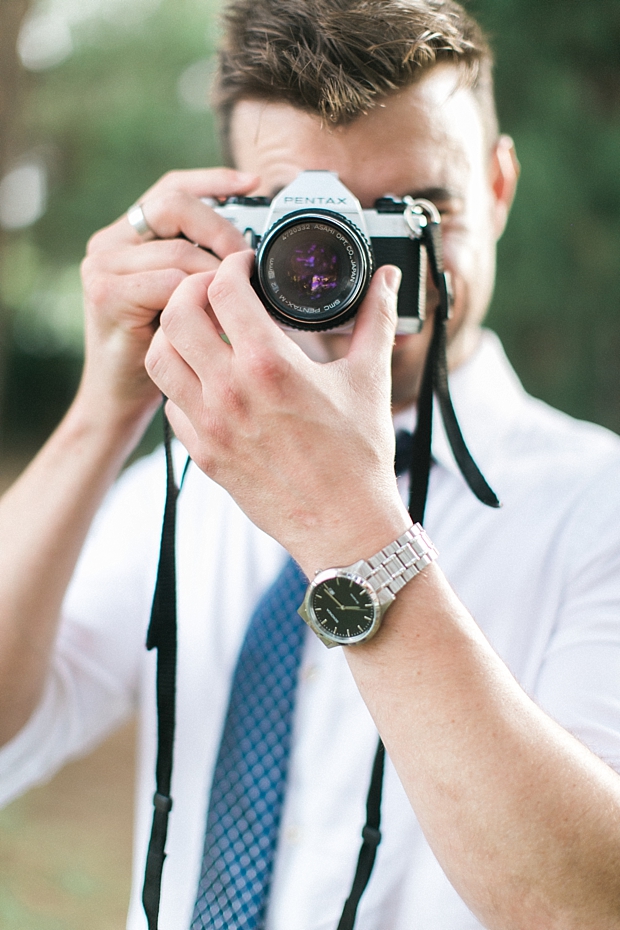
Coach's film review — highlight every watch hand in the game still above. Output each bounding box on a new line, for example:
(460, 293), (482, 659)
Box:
(324, 587), (344, 609)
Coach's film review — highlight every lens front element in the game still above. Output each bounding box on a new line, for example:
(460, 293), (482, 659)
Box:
(283, 235), (339, 302)
(256, 211), (372, 329)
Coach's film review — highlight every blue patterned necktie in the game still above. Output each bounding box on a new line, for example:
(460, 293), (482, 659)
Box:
(191, 556), (308, 930)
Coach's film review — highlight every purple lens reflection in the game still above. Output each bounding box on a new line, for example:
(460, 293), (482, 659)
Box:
(288, 243), (339, 300)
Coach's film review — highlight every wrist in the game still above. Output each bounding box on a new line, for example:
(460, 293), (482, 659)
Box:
(294, 496), (412, 580)
(67, 378), (160, 461)
(298, 522), (439, 649)
(81, 320), (163, 429)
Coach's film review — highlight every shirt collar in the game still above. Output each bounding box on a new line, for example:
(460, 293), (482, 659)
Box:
(393, 329), (528, 483)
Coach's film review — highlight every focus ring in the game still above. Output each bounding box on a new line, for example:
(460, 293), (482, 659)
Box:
(255, 209), (373, 330)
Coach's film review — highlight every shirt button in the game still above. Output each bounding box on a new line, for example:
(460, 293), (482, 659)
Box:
(301, 664), (319, 683)
(284, 825), (302, 845)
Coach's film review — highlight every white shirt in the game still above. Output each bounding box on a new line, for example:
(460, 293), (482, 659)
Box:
(2, 331), (620, 930)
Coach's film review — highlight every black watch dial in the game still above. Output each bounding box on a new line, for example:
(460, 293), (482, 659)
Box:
(310, 574), (378, 642)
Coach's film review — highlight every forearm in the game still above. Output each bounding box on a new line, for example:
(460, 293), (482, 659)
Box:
(0, 169), (258, 748)
(144, 255), (620, 925)
(0, 386), (156, 746)
(344, 563), (620, 929)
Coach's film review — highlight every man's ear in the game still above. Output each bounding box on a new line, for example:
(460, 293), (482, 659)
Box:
(490, 135), (520, 240)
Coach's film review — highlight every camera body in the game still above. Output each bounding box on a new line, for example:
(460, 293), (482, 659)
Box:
(211, 171), (430, 333)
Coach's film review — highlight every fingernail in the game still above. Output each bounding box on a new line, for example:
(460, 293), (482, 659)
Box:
(383, 265), (402, 294)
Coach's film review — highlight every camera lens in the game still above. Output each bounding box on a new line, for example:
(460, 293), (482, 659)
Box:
(255, 211), (372, 330)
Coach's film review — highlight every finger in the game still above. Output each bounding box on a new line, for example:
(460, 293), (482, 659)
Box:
(206, 250), (297, 356)
(143, 168), (258, 202)
(88, 168), (259, 254)
(158, 271), (231, 374)
(145, 324), (203, 411)
(86, 268), (191, 319)
(347, 265), (401, 373)
(84, 237), (222, 276)
(128, 191), (247, 256)
(163, 400), (200, 461)
(164, 395), (241, 482)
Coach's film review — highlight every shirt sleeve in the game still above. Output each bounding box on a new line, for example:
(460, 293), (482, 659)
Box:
(534, 453), (620, 773)
(0, 446), (168, 807)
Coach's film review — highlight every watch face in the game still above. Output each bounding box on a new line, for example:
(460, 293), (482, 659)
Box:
(310, 573), (379, 643)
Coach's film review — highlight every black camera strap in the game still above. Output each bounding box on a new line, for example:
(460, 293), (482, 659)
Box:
(142, 414), (189, 930)
(409, 216), (501, 520)
(141, 212), (499, 930)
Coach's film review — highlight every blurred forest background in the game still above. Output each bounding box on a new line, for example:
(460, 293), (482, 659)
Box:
(0, 0), (619, 462)
(0, 0), (618, 928)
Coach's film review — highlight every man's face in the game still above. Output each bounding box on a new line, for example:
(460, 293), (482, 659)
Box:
(230, 65), (517, 410)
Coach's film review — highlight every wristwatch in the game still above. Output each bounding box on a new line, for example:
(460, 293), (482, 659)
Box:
(298, 523), (438, 648)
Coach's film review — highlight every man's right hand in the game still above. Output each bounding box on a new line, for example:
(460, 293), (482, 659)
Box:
(0, 168), (257, 746)
(79, 167), (258, 431)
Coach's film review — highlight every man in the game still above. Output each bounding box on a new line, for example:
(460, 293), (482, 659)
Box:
(1, 1), (620, 928)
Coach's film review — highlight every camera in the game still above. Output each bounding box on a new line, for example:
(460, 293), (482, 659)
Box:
(211, 171), (435, 333)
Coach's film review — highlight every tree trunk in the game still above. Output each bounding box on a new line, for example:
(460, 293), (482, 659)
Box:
(0, 0), (31, 451)
(0, 0), (29, 176)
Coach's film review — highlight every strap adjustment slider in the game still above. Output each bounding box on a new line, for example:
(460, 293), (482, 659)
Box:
(362, 825), (381, 847)
(153, 792), (173, 813)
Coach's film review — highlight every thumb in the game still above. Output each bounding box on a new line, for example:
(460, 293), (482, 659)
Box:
(348, 264), (401, 372)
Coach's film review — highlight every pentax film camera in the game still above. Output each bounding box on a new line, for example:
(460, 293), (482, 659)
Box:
(210, 170), (439, 333)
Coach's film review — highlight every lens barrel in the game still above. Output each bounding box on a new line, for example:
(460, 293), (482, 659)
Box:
(255, 210), (373, 330)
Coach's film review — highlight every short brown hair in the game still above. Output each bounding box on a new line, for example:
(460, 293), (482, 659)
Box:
(214, 0), (498, 155)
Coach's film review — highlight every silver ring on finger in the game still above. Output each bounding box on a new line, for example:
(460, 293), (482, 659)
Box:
(127, 202), (157, 240)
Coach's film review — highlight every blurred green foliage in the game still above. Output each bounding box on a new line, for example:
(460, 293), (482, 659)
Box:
(472, 0), (620, 429)
(0, 0), (619, 453)
(27, 1), (222, 262)
(1, 0), (223, 452)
